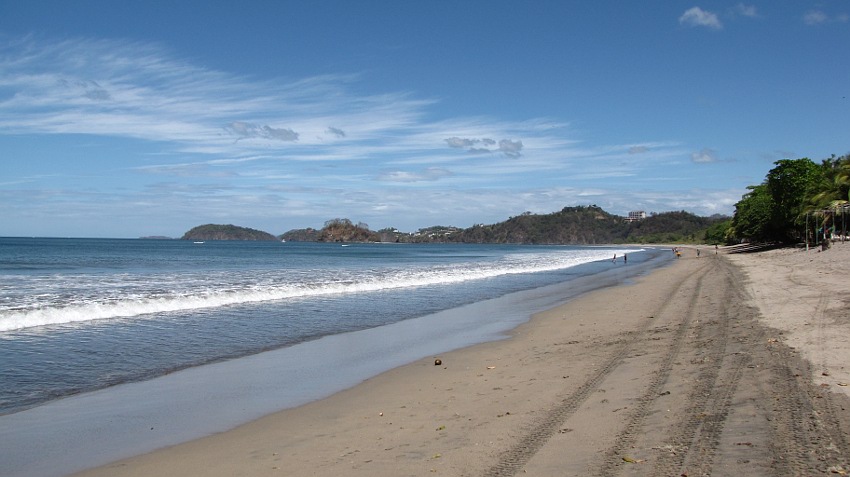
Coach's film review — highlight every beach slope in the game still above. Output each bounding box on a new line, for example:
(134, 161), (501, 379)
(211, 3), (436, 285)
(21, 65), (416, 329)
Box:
(77, 251), (850, 476)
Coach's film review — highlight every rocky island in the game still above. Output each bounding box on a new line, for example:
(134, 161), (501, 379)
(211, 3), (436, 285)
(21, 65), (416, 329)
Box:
(181, 224), (278, 241)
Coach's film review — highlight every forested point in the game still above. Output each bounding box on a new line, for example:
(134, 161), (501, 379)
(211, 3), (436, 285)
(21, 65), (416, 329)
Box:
(731, 154), (849, 244)
(181, 224), (278, 241)
(281, 208), (730, 245)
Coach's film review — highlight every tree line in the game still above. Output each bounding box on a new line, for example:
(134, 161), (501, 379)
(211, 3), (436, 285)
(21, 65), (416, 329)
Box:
(730, 154), (850, 244)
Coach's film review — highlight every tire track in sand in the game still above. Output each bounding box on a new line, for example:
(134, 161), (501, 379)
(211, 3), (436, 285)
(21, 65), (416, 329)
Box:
(647, 258), (750, 476)
(759, 328), (850, 475)
(772, 262), (850, 473)
(595, 260), (715, 476)
(645, 257), (850, 476)
(484, 259), (712, 477)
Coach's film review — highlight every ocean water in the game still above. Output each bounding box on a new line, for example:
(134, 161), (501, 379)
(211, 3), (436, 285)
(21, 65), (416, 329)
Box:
(0, 238), (669, 476)
(0, 238), (664, 415)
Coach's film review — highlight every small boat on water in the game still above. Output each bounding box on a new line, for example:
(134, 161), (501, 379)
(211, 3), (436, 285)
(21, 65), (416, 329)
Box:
(193, 241), (205, 244)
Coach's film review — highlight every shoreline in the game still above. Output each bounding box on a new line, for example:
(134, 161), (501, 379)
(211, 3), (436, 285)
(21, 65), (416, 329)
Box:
(1, 247), (668, 477)
(76, 248), (850, 475)
(77, 255), (680, 476)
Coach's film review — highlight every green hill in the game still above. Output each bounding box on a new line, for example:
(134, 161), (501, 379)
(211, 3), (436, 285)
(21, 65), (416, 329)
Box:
(181, 224), (278, 241)
(282, 219), (381, 243)
(455, 206), (626, 244)
(280, 206), (729, 244)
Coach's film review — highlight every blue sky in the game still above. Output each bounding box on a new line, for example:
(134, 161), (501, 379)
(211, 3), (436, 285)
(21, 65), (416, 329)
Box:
(1, 1), (848, 238)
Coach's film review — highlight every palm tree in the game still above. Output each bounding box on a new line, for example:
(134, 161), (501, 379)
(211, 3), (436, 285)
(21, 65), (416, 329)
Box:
(804, 155), (850, 242)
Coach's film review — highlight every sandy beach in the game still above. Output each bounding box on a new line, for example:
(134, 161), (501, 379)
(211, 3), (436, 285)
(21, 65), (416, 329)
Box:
(77, 246), (850, 476)
(726, 242), (850, 398)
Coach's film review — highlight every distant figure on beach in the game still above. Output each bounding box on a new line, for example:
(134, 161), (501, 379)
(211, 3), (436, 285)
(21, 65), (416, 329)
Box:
(715, 244), (718, 255)
(612, 254), (617, 263)
(624, 253), (627, 264)
(697, 249), (700, 258)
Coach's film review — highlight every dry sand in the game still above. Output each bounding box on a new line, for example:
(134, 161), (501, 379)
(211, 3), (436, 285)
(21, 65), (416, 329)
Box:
(726, 242), (850, 397)
(77, 247), (850, 476)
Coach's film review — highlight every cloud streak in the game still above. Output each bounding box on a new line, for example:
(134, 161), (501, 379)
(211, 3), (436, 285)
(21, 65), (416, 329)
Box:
(377, 167), (453, 183)
(0, 36), (682, 182)
(225, 121), (299, 141)
(691, 148), (719, 163)
(0, 37), (433, 156)
(445, 136), (523, 157)
(731, 4), (757, 19)
(679, 7), (723, 29)
(326, 126), (346, 138)
(0, 35), (735, 237)
(803, 10), (848, 26)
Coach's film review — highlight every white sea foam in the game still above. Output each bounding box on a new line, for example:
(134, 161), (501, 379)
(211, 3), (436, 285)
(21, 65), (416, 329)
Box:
(0, 248), (643, 332)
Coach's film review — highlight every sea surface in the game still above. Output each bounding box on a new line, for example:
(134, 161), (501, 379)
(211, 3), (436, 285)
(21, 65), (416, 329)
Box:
(0, 237), (668, 476)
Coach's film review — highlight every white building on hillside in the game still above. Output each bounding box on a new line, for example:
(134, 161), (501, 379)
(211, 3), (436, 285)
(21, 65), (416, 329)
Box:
(626, 210), (646, 222)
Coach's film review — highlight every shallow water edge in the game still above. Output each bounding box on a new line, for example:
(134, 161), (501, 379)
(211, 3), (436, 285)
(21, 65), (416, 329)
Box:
(0, 248), (670, 477)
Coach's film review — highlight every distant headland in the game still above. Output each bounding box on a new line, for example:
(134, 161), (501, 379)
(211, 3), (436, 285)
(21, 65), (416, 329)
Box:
(179, 206), (731, 244)
(181, 224), (278, 241)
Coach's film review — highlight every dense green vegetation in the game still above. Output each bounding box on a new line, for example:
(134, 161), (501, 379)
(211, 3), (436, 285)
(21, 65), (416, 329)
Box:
(730, 154), (849, 244)
(279, 227), (321, 242)
(181, 224), (278, 241)
(450, 207), (724, 244)
(702, 219), (733, 245)
(455, 207), (623, 244)
(317, 218), (379, 242)
(281, 206), (730, 245)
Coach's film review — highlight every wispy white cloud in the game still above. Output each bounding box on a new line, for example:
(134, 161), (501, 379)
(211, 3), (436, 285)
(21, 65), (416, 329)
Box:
(0, 35), (732, 237)
(803, 10), (848, 26)
(444, 136), (523, 157)
(679, 7), (723, 30)
(224, 121), (299, 142)
(376, 167), (453, 183)
(804, 10), (829, 25)
(731, 4), (758, 19)
(445, 136), (494, 150)
(691, 148), (719, 163)
(0, 37), (433, 156)
(136, 162), (241, 178)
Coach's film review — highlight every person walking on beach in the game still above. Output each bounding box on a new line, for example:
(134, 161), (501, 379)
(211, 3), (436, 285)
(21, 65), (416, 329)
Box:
(697, 249), (700, 258)
(612, 253), (617, 263)
(623, 253), (627, 264)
